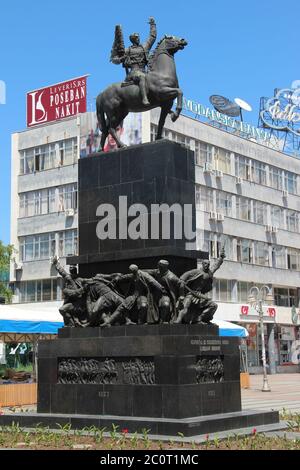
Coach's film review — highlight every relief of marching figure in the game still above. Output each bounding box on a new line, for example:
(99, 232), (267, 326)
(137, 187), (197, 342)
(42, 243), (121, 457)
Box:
(51, 248), (225, 328)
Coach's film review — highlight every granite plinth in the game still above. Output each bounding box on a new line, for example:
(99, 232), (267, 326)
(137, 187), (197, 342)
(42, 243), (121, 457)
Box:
(68, 139), (206, 276)
(37, 325), (241, 420)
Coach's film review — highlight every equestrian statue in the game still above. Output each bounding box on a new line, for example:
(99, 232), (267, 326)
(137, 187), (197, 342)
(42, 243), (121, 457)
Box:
(96, 17), (187, 150)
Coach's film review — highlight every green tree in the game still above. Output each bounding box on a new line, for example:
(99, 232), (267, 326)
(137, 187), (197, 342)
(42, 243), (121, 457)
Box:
(0, 241), (14, 303)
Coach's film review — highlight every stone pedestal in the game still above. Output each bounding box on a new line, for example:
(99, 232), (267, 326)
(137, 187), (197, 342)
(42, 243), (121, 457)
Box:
(68, 140), (206, 277)
(37, 324), (241, 420)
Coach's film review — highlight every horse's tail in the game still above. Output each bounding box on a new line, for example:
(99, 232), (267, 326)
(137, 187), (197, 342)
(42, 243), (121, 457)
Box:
(96, 93), (108, 134)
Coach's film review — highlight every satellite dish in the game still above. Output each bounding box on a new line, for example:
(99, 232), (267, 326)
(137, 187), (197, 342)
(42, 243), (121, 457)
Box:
(209, 95), (240, 117)
(234, 98), (252, 112)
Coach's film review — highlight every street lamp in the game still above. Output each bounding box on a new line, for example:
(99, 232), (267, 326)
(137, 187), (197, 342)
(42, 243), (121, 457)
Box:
(248, 285), (274, 392)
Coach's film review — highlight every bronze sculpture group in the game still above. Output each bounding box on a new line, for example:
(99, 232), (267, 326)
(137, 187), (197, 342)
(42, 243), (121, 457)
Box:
(96, 17), (187, 150)
(52, 249), (225, 328)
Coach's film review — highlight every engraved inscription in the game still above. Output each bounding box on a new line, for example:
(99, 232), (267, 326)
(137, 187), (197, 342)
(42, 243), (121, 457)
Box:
(195, 356), (224, 384)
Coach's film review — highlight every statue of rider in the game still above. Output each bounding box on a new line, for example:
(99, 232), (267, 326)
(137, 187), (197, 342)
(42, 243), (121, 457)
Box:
(110, 17), (157, 106)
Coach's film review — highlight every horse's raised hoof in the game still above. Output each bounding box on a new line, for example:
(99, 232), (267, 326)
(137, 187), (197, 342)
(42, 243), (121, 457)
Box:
(171, 112), (179, 122)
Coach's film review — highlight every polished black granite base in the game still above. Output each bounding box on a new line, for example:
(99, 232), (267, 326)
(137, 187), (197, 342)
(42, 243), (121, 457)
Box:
(37, 325), (242, 419)
(0, 326), (280, 436)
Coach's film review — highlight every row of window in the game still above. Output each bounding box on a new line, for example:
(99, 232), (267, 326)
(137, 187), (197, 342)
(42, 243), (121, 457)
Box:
(150, 125), (299, 195)
(19, 278), (59, 303)
(17, 275), (298, 308)
(20, 138), (78, 175)
(213, 280), (299, 307)
(199, 231), (300, 270)
(196, 185), (300, 231)
(19, 230), (78, 262)
(19, 183), (77, 218)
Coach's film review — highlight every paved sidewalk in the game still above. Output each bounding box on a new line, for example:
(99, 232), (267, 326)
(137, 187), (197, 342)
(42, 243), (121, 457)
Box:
(242, 373), (300, 414)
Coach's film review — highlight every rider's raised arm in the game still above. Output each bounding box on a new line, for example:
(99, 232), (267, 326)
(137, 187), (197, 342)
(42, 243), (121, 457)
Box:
(143, 17), (157, 52)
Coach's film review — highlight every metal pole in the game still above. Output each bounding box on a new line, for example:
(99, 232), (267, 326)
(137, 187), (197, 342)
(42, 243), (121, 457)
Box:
(259, 298), (271, 392)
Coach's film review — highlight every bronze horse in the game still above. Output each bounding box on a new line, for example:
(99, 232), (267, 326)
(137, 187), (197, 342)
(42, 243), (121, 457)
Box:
(96, 35), (188, 150)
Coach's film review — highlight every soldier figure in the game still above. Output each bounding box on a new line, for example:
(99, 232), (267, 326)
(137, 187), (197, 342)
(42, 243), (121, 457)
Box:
(176, 247), (226, 324)
(110, 17), (157, 106)
(52, 256), (88, 327)
(146, 260), (185, 323)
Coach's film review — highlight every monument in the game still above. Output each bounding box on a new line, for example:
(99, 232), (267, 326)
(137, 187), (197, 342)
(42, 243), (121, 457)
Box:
(0, 17), (279, 436)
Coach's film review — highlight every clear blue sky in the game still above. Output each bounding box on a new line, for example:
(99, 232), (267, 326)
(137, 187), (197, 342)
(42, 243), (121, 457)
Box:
(0, 0), (299, 244)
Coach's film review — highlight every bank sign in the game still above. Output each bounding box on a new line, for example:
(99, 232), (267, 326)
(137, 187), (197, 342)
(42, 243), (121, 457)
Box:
(26, 76), (87, 128)
(182, 97), (269, 143)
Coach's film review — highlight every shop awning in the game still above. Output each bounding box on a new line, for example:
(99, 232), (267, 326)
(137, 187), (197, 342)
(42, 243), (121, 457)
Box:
(212, 319), (248, 338)
(0, 301), (63, 340)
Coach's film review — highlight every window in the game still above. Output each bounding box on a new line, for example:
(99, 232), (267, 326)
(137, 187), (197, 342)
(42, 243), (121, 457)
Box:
(19, 279), (58, 303)
(36, 144), (56, 171)
(274, 287), (299, 307)
(20, 148), (34, 175)
(272, 246), (286, 269)
(269, 166), (283, 191)
(284, 171), (297, 195)
(19, 233), (56, 261)
(286, 210), (299, 233)
(58, 230), (78, 257)
(251, 160), (266, 185)
(237, 281), (251, 303)
(58, 184), (77, 212)
(215, 147), (231, 173)
(195, 186), (214, 212)
(253, 200), (267, 225)
(20, 145), (56, 174)
(255, 241), (269, 266)
(287, 248), (300, 271)
(19, 188), (57, 218)
(236, 196), (251, 221)
(235, 155), (251, 180)
(216, 191), (232, 217)
(237, 238), (253, 263)
(270, 206), (284, 229)
(59, 138), (78, 166)
(20, 138), (78, 175)
(213, 279), (232, 302)
(194, 141), (213, 166)
(216, 234), (233, 260)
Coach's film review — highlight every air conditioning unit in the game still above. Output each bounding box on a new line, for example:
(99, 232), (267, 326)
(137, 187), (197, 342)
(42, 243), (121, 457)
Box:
(217, 212), (225, 221)
(215, 170), (223, 178)
(65, 208), (75, 217)
(204, 162), (213, 173)
(236, 176), (243, 185)
(209, 211), (217, 220)
(265, 225), (272, 233)
(272, 225), (279, 233)
(282, 190), (288, 198)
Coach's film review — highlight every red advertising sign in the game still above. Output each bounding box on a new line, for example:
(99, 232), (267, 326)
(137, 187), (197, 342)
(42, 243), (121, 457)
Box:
(241, 305), (249, 316)
(27, 76), (87, 128)
(267, 307), (276, 317)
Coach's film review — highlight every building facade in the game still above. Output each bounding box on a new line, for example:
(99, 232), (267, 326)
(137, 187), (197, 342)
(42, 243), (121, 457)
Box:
(10, 107), (300, 372)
